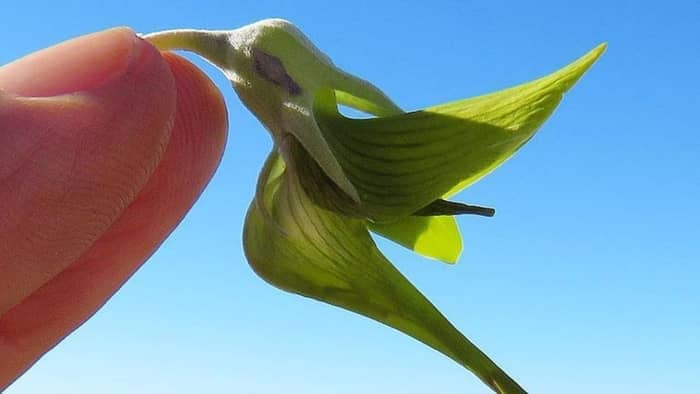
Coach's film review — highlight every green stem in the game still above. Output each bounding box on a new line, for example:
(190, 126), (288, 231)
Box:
(142, 29), (231, 71)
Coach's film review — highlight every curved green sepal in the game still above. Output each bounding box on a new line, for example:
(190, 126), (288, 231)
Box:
(314, 44), (606, 219)
(330, 73), (403, 117)
(243, 150), (526, 394)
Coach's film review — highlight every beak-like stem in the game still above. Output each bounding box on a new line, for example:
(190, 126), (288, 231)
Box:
(142, 29), (231, 70)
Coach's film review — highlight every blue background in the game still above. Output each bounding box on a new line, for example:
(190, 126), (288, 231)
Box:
(2, 1), (698, 393)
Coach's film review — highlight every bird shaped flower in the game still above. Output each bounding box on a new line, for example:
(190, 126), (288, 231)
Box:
(145, 19), (604, 394)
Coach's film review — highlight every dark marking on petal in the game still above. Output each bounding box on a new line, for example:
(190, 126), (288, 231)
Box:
(414, 199), (496, 217)
(252, 47), (302, 96)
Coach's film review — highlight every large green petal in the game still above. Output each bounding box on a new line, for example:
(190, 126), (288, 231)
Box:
(314, 44), (606, 220)
(322, 89), (482, 264)
(243, 150), (526, 394)
(285, 124), (469, 263)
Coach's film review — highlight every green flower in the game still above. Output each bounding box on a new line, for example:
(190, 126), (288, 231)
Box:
(145, 19), (604, 394)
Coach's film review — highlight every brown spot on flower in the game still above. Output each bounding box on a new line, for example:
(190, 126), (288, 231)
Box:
(252, 47), (302, 95)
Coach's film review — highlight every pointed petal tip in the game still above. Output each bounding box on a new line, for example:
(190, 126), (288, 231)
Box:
(585, 42), (608, 66)
(441, 253), (460, 265)
(595, 42), (608, 54)
(555, 42), (607, 92)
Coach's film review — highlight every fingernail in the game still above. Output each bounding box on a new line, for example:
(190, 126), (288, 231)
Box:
(0, 27), (152, 97)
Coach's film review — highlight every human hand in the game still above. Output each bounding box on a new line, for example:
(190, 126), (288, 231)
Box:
(0, 28), (227, 389)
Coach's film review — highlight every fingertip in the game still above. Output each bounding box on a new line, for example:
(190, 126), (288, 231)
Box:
(0, 27), (145, 97)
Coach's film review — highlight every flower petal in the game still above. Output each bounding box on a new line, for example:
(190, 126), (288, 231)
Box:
(243, 149), (525, 394)
(315, 44), (607, 220)
(284, 118), (467, 263)
(368, 215), (462, 263)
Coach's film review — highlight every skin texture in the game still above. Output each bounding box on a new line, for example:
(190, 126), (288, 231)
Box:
(0, 28), (228, 389)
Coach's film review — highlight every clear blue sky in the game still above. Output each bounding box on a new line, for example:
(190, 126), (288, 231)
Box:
(2, 1), (698, 393)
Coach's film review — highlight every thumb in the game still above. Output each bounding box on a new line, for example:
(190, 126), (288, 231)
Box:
(0, 28), (177, 315)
